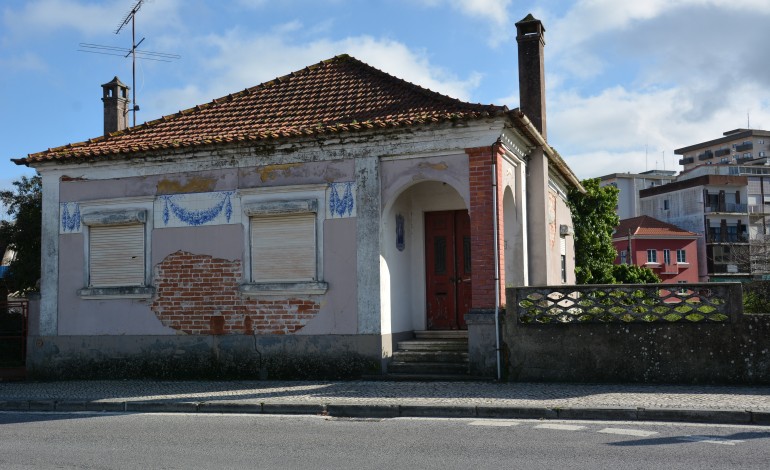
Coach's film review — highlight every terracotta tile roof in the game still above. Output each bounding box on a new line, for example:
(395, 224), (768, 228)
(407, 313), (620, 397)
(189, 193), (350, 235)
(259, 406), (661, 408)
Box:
(614, 216), (698, 238)
(16, 55), (506, 165)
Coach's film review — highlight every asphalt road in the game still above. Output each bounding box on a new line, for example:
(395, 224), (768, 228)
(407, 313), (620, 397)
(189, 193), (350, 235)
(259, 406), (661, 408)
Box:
(1, 412), (769, 469)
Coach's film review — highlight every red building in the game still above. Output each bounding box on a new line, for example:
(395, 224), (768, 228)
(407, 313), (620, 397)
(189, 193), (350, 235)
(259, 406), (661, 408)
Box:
(613, 216), (699, 284)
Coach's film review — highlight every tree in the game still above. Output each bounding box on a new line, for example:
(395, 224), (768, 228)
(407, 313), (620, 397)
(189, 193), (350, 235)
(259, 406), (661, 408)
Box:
(567, 178), (619, 284)
(611, 264), (660, 284)
(0, 175), (42, 293)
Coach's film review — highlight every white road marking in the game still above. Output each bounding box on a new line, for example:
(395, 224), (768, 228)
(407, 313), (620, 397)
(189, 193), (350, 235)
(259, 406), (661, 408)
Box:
(678, 435), (745, 446)
(598, 428), (659, 437)
(468, 420), (521, 427)
(534, 423), (586, 431)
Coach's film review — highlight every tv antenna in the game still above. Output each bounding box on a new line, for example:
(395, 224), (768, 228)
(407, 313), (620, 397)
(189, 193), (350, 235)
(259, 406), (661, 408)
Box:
(78, 0), (180, 127)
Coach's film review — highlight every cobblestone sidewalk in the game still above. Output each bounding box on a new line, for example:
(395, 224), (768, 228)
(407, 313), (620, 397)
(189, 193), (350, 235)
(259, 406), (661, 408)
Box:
(1, 380), (769, 411)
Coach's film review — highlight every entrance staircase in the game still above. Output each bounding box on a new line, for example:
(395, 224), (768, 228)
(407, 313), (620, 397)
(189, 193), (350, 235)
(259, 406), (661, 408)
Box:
(386, 330), (472, 380)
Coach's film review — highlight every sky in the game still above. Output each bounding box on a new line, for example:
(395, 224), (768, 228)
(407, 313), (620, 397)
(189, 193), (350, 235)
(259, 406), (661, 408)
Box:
(2, 0), (770, 203)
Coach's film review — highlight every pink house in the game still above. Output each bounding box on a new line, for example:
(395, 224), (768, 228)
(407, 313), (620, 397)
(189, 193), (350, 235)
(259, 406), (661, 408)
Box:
(613, 216), (699, 284)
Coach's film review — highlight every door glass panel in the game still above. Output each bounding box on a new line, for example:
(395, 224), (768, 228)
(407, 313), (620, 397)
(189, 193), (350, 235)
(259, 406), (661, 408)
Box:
(434, 236), (446, 274)
(463, 236), (471, 274)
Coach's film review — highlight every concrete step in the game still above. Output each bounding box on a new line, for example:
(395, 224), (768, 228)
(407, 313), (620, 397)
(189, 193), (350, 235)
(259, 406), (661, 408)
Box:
(414, 330), (468, 340)
(388, 361), (469, 375)
(366, 373), (490, 382)
(391, 350), (468, 364)
(396, 340), (468, 352)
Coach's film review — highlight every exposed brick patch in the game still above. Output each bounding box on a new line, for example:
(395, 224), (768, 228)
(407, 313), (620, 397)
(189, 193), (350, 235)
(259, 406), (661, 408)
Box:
(151, 251), (319, 335)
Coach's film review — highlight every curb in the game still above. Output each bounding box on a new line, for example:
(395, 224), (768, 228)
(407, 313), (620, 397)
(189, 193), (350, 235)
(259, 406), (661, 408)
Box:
(0, 400), (768, 425)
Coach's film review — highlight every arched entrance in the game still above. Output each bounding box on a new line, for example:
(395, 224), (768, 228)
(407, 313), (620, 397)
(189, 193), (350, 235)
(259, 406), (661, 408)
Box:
(380, 180), (469, 334)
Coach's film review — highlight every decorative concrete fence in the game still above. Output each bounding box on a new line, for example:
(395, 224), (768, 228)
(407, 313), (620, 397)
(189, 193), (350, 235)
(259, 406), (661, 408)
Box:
(514, 283), (741, 325)
(491, 283), (770, 384)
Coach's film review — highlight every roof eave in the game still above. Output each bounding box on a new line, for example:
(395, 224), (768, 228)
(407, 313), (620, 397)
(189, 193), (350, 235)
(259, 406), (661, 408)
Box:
(509, 109), (584, 192)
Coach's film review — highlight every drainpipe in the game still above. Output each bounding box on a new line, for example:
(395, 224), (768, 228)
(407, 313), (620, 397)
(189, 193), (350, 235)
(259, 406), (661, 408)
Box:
(492, 143), (502, 381)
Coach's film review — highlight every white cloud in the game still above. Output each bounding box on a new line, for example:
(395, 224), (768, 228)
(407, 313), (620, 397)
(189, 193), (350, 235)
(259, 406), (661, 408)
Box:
(416, 0), (513, 45)
(143, 25), (484, 118)
(536, 0), (770, 179)
(418, 0), (511, 24)
(551, 0), (770, 50)
(2, 0), (182, 38)
(3, 0), (123, 36)
(549, 80), (770, 179)
(0, 52), (48, 73)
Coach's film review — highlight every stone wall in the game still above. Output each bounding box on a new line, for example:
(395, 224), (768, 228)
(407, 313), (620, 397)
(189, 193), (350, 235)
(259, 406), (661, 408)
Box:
(25, 334), (382, 380)
(500, 285), (770, 384)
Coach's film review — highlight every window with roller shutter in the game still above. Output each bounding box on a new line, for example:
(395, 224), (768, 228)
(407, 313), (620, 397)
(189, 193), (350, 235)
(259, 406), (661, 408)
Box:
(78, 206), (153, 299)
(89, 224), (145, 287)
(250, 214), (316, 282)
(239, 194), (328, 296)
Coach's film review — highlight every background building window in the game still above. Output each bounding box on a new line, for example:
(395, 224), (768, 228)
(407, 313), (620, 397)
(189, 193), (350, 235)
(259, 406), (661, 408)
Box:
(663, 249), (671, 265)
(647, 249), (657, 263)
(677, 249), (686, 263)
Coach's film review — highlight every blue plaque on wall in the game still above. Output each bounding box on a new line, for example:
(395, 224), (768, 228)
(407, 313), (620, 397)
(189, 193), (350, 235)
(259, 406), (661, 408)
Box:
(396, 213), (405, 251)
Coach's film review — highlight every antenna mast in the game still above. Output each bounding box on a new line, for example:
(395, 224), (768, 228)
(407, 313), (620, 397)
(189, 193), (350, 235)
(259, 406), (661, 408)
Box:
(78, 1), (179, 130)
(116, 0), (144, 127)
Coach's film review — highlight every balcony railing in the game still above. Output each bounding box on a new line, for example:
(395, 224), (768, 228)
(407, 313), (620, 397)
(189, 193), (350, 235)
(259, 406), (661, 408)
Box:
(736, 142), (753, 152)
(710, 263), (751, 274)
(678, 157), (695, 165)
(705, 203), (747, 213)
(706, 233), (749, 243)
(749, 204), (770, 215)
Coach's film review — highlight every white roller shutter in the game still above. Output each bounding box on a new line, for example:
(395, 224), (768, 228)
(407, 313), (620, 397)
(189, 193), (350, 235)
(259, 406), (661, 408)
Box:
(251, 214), (315, 282)
(89, 224), (145, 287)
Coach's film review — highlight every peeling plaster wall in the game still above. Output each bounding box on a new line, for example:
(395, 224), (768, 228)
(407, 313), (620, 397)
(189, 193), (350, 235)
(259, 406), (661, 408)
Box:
(57, 233), (173, 335)
(60, 170), (239, 201)
(381, 153), (470, 211)
(303, 217), (358, 335)
(55, 158), (358, 336)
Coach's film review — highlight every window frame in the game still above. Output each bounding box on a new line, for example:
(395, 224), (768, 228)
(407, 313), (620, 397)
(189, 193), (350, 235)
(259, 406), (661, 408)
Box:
(77, 202), (154, 299)
(663, 249), (671, 265)
(646, 249), (658, 264)
(239, 186), (329, 296)
(676, 249), (687, 264)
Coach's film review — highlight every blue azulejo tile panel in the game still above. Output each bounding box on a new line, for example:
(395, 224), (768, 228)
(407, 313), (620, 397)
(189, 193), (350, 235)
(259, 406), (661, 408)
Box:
(326, 182), (356, 219)
(154, 191), (241, 228)
(59, 202), (82, 234)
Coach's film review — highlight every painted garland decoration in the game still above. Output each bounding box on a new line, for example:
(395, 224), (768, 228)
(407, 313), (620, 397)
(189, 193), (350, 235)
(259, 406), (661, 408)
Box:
(161, 191), (234, 226)
(61, 202), (81, 233)
(328, 182), (355, 218)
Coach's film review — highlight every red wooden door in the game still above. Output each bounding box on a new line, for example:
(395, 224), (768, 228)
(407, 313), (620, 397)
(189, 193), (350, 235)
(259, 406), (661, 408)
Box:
(425, 210), (472, 330)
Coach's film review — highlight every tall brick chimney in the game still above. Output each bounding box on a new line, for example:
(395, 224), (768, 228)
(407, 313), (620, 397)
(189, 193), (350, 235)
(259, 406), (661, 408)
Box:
(101, 76), (130, 135)
(516, 13), (547, 140)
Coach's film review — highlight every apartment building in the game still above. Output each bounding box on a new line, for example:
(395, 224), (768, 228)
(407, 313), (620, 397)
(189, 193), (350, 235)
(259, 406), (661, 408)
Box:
(600, 170), (677, 219)
(676, 129), (770, 170)
(639, 175), (748, 281)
